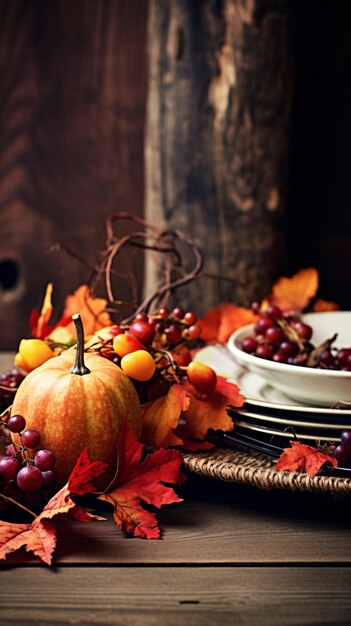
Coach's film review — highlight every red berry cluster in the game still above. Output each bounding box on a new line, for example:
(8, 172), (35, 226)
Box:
(241, 305), (351, 370)
(132, 306), (201, 349)
(97, 305), (203, 402)
(103, 306), (201, 370)
(0, 414), (56, 513)
(0, 369), (25, 413)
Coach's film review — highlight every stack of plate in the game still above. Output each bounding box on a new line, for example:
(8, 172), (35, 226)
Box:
(196, 336), (351, 448)
(228, 369), (351, 446)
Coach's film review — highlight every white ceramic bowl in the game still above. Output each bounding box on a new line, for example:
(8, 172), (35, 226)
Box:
(228, 311), (351, 407)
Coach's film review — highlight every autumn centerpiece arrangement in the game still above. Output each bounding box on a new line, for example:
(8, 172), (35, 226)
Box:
(0, 214), (350, 564)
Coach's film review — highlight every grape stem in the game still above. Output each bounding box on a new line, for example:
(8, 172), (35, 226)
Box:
(0, 385), (17, 393)
(86, 338), (113, 354)
(332, 400), (351, 409)
(0, 406), (12, 419)
(0, 493), (36, 518)
(70, 314), (91, 376)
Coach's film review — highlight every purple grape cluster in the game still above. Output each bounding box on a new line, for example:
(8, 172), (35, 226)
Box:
(0, 414), (56, 513)
(334, 430), (351, 464)
(0, 369), (25, 413)
(241, 305), (351, 370)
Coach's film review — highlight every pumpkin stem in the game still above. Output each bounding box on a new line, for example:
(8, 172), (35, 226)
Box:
(71, 314), (91, 376)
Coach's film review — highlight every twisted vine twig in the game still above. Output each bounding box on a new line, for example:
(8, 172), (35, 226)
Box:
(52, 212), (204, 323)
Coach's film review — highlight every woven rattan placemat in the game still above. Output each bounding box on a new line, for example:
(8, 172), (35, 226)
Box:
(182, 446), (351, 496)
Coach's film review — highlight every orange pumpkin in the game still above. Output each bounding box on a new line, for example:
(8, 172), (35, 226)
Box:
(11, 314), (142, 487)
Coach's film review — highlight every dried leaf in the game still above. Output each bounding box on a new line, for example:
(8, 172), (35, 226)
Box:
(0, 519), (56, 565)
(276, 440), (338, 476)
(183, 376), (244, 441)
(0, 484), (77, 565)
(306, 334), (338, 367)
(0, 449), (107, 564)
(30, 283), (71, 340)
(141, 385), (189, 449)
(271, 268), (319, 312)
(199, 303), (258, 343)
(63, 285), (112, 338)
(31, 284), (112, 342)
(33, 283), (54, 339)
(29, 283), (74, 343)
(276, 318), (305, 351)
(99, 420), (184, 539)
(313, 298), (340, 312)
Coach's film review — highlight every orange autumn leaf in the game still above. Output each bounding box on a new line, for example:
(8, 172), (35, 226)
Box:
(0, 486), (80, 565)
(35, 283), (54, 339)
(63, 285), (112, 338)
(30, 283), (71, 340)
(199, 303), (258, 343)
(0, 449), (107, 565)
(183, 376), (244, 441)
(271, 268), (319, 312)
(99, 420), (184, 539)
(0, 519), (57, 566)
(276, 441), (338, 477)
(141, 385), (190, 449)
(30, 283), (112, 342)
(313, 298), (340, 312)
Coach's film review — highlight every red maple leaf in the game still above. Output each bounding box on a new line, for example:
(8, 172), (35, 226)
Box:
(0, 449), (107, 565)
(276, 441), (338, 476)
(99, 420), (184, 539)
(68, 448), (109, 495)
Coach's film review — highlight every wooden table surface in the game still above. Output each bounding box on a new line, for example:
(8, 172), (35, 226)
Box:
(1, 353), (350, 626)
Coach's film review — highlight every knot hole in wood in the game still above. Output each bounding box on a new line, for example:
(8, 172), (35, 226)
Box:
(0, 258), (23, 302)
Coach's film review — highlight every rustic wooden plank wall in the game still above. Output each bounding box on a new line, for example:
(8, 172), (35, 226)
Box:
(0, 0), (148, 349)
(1, 0), (351, 350)
(144, 0), (351, 314)
(145, 0), (292, 314)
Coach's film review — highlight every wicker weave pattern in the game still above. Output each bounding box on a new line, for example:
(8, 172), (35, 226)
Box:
(182, 447), (351, 496)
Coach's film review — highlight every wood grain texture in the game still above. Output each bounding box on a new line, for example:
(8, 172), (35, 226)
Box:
(53, 487), (351, 565)
(5, 474), (351, 566)
(0, 0), (147, 349)
(145, 0), (292, 313)
(1, 567), (351, 625)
